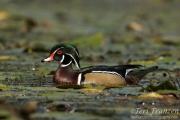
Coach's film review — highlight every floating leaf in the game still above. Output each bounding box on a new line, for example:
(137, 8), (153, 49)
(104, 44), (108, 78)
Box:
(0, 11), (9, 21)
(126, 21), (144, 32)
(138, 92), (164, 99)
(70, 33), (104, 47)
(0, 84), (6, 90)
(0, 55), (13, 60)
(81, 89), (104, 95)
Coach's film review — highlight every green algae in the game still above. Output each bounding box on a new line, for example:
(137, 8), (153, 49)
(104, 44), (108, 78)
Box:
(0, 83), (7, 90)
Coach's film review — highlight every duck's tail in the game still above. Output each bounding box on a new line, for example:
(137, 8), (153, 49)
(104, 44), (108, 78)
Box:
(125, 66), (158, 84)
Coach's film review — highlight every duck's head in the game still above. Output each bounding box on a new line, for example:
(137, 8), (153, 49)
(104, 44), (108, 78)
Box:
(41, 43), (80, 70)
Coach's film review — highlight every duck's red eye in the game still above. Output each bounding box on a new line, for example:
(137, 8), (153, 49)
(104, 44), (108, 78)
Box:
(57, 50), (62, 54)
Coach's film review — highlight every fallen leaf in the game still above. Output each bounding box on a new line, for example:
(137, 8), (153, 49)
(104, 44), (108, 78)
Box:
(0, 11), (9, 21)
(0, 55), (12, 60)
(126, 21), (144, 32)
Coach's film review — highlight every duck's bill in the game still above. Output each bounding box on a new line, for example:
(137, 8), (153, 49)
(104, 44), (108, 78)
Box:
(41, 56), (54, 62)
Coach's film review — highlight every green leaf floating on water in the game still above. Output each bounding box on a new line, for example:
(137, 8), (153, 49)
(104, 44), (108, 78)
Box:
(0, 83), (6, 88)
(70, 33), (103, 47)
(140, 81), (177, 92)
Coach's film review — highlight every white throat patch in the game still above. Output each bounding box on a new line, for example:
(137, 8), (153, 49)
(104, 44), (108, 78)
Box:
(60, 55), (65, 63)
(61, 60), (72, 67)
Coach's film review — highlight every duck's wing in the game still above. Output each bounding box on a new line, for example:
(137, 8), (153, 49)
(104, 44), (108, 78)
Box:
(80, 64), (143, 78)
(125, 66), (158, 84)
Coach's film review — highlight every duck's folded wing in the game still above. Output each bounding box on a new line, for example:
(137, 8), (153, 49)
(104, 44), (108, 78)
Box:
(80, 65), (143, 78)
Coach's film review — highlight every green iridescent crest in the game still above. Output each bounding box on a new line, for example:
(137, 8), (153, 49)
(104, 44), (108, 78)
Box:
(50, 43), (80, 69)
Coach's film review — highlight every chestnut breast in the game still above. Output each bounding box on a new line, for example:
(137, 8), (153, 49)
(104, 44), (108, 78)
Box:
(53, 68), (79, 84)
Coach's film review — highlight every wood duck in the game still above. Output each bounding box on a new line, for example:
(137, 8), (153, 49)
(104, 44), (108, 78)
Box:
(41, 43), (158, 86)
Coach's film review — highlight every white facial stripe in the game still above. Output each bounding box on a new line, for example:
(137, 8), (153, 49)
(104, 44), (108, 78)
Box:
(74, 49), (79, 57)
(54, 48), (61, 53)
(65, 53), (80, 70)
(60, 55), (65, 63)
(61, 60), (72, 67)
(54, 46), (80, 69)
(52, 48), (65, 63)
(77, 73), (82, 85)
(92, 71), (125, 81)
